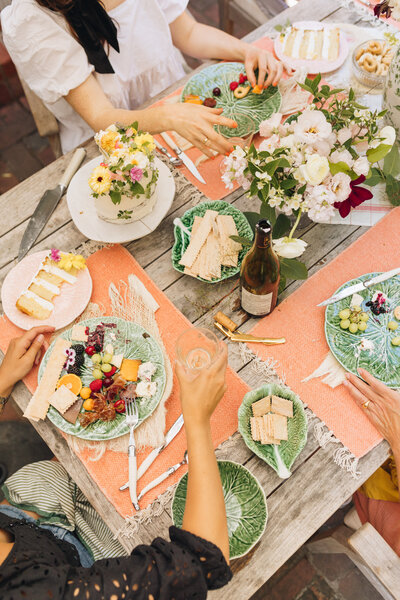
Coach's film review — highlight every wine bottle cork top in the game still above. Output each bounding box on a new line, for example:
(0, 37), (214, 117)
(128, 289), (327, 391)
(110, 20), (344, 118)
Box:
(214, 311), (238, 332)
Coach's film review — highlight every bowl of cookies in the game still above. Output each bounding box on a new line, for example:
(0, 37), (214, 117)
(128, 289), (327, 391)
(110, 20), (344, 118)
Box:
(353, 39), (394, 88)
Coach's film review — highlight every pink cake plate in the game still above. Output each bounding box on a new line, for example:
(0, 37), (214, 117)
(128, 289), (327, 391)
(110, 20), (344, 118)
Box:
(274, 21), (349, 74)
(1, 250), (93, 331)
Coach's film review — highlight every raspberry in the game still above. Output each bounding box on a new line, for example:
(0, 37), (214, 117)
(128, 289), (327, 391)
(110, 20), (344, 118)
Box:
(229, 81), (239, 91)
(238, 73), (247, 84)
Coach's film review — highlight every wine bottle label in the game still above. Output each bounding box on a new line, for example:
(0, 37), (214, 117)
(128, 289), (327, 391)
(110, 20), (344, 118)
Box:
(241, 288), (273, 315)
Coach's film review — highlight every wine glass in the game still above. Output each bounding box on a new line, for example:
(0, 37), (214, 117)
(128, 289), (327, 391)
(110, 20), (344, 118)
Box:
(216, 112), (257, 148)
(176, 327), (221, 371)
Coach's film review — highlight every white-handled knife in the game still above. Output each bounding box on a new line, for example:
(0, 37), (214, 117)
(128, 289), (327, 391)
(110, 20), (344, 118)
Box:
(317, 268), (400, 307)
(119, 414), (184, 491)
(160, 132), (206, 185)
(137, 451), (188, 502)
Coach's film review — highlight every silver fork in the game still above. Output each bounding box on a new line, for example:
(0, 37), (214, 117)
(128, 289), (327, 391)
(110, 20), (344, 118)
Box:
(125, 398), (140, 511)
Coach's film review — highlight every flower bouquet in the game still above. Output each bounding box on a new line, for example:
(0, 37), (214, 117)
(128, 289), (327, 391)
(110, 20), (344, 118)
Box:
(89, 122), (159, 224)
(222, 76), (400, 287)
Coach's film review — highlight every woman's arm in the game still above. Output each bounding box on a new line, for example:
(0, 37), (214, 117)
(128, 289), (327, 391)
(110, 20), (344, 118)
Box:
(170, 12), (283, 88)
(344, 368), (400, 487)
(66, 75), (237, 157)
(176, 343), (229, 561)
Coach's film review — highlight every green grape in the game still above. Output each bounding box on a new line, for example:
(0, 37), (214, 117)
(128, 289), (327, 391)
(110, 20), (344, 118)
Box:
(349, 323), (359, 334)
(388, 321), (399, 331)
(101, 363), (112, 373)
(358, 321), (367, 332)
(91, 353), (101, 364)
(339, 309), (351, 320)
(350, 314), (359, 323)
(391, 337), (400, 347)
(102, 352), (113, 364)
(92, 368), (103, 379)
(352, 305), (362, 313)
(359, 312), (369, 322)
(340, 319), (350, 329)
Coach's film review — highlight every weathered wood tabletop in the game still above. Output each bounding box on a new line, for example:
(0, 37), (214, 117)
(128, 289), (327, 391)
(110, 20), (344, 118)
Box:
(0, 0), (391, 597)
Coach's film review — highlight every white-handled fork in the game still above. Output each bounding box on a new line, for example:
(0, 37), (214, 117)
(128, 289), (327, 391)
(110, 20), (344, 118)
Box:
(125, 398), (140, 511)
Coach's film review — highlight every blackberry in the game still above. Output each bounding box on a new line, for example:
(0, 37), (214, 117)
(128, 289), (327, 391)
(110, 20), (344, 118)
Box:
(75, 355), (85, 367)
(72, 344), (85, 355)
(68, 364), (82, 376)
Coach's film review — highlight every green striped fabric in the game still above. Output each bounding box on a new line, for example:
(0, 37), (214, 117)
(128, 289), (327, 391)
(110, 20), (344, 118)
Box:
(2, 461), (128, 561)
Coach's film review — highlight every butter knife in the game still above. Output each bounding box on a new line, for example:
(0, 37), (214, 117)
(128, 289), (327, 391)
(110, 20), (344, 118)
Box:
(214, 322), (286, 345)
(137, 451), (188, 501)
(160, 132), (206, 184)
(18, 148), (86, 261)
(317, 268), (400, 307)
(119, 414), (184, 491)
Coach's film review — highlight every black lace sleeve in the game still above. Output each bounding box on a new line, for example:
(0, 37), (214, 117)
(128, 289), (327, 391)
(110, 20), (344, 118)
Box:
(62, 526), (232, 599)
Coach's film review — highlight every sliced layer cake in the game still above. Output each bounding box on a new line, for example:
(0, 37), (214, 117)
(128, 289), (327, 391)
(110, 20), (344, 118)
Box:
(281, 26), (340, 61)
(16, 251), (86, 320)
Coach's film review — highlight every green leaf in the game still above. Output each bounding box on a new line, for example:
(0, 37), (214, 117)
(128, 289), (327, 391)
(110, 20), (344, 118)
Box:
(367, 144), (392, 164)
(364, 167), (383, 187)
(243, 211), (261, 232)
(385, 174), (400, 206)
(110, 190), (122, 205)
(383, 144), (400, 177)
(272, 214), (291, 239)
(284, 112), (301, 125)
(329, 161), (350, 175)
(280, 178), (298, 191)
(131, 181), (145, 195)
(264, 157), (291, 176)
(230, 235), (252, 247)
(260, 202), (277, 225)
(278, 273), (287, 295)
(274, 24), (283, 31)
(280, 258), (308, 280)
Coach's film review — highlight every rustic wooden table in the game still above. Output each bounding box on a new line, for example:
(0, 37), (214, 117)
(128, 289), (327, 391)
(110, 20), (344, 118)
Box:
(0, 0), (391, 597)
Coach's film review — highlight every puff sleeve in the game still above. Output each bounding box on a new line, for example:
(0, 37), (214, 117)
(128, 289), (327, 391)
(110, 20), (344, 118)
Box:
(1, 0), (94, 105)
(156, 0), (189, 23)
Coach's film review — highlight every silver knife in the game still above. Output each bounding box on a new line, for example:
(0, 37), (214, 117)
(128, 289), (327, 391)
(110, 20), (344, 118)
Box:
(160, 132), (206, 184)
(317, 268), (400, 307)
(18, 148), (86, 261)
(119, 413), (184, 491)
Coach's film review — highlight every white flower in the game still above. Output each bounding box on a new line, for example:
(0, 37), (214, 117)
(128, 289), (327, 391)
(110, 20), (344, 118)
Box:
(259, 134), (280, 153)
(353, 156), (370, 177)
(280, 134), (296, 149)
(299, 154), (330, 186)
(259, 113), (283, 137)
(257, 182), (264, 190)
(306, 140), (331, 157)
(330, 148), (353, 167)
(136, 380), (157, 398)
(337, 127), (353, 145)
(273, 237), (308, 258)
(231, 146), (246, 159)
(305, 184), (336, 222)
(293, 110), (332, 144)
(130, 151), (149, 170)
(255, 171), (271, 181)
(328, 172), (352, 202)
(379, 125), (396, 147)
(108, 148), (126, 166)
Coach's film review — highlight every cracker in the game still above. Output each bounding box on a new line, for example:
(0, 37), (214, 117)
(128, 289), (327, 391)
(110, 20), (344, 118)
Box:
(250, 416), (261, 441)
(271, 413), (288, 441)
(71, 324), (88, 342)
(251, 396), (271, 417)
(24, 338), (71, 421)
(260, 415), (280, 445)
(179, 210), (218, 268)
(217, 214), (241, 267)
(49, 385), (78, 414)
(271, 395), (293, 418)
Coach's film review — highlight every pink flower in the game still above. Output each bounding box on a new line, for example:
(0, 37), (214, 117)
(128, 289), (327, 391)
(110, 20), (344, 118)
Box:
(125, 127), (135, 137)
(328, 172), (352, 202)
(293, 111), (332, 144)
(353, 156), (370, 177)
(111, 170), (125, 181)
(50, 248), (61, 262)
(306, 139), (331, 157)
(259, 113), (282, 138)
(330, 148), (353, 166)
(337, 127), (353, 144)
(130, 166), (143, 183)
(334, 175), (373, 218)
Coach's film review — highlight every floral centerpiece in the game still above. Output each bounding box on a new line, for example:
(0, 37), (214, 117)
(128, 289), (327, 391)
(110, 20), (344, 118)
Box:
(89, 122), (159, 224)
(222, 76), (399, 287)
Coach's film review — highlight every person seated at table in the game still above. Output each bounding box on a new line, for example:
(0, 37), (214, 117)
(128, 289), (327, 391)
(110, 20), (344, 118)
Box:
(1, 0), (283, 156)
(344, 368), (400, 556)
(0, 327), (232, 598)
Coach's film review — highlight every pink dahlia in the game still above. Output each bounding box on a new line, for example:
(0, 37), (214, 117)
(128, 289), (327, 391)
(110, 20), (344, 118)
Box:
(130, 166), (143, 183)
(50, 248), (61, 262)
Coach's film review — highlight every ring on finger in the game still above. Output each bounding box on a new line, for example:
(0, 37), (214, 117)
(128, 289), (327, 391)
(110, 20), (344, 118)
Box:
(203, 136), (209, 145)
(362, 400), (371, 409)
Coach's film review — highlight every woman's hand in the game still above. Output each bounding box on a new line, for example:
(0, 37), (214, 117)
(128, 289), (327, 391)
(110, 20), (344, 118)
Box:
(160, 104), (237, 158)
(344, 368), (400, 450)
(242, 45), (283, 88)
(0, 326), (54, 397)
(176, 342), (228, 427)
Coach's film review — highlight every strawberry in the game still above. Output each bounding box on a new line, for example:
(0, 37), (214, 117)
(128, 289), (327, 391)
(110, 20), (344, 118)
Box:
(238, 73), (247, 84)
(229, 81), (239, 91)
(89, 379), (103, 393)
(109, 366), (117, 377)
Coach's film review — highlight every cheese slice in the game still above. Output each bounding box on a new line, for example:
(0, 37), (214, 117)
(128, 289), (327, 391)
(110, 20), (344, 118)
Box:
(71, 324), (88, 342)
(24, 338), (71, 421)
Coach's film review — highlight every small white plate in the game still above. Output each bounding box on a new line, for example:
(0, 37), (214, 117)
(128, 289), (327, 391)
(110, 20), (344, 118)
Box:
(1, 250), (93, 331)
(274, 21), (349, 74)
(66, 156), (176, 243)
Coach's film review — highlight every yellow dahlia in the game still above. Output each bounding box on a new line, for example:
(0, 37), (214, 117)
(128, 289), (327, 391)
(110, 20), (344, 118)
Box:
(134, 133), (155, 152)
(99, 130), (119, 154)
(89, 165), (112, 194)
(57, 253), (86, 272)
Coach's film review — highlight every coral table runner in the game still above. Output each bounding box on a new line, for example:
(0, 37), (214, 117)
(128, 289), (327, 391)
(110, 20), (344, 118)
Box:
(0, 245), (249, 517)
(247, 208), (400, 458)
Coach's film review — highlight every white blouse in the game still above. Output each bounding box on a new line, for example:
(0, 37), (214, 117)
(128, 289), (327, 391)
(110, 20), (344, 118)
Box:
(1, 0), (188, 153)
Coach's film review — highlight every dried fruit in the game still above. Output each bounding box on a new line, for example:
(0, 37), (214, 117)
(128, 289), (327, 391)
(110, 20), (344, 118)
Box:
(203, 97), (217, 108)
(83, 398), (95, 411)
(184, 94), (203, 105)
(252, 84), (263, 94)
(234, 85), (250, 99)
(212, 87), (221, 96)
(80, 387), (92, 400)
(229, 81), (239, 91)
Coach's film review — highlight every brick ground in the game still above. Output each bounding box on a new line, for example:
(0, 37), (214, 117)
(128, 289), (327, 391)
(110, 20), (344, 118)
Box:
(0, 1), (386, 598)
